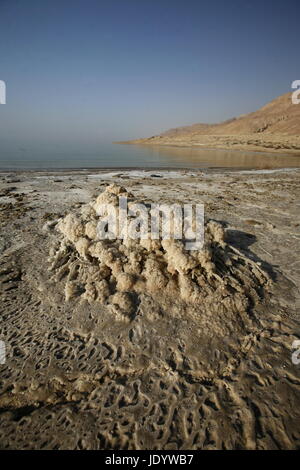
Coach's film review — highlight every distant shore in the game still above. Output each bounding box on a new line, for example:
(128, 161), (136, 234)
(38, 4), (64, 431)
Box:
(118, 92), (300, 157)
(116, 133), (300, 156)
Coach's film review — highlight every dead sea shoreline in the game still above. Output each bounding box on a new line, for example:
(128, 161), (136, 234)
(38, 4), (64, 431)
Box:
(117, 136), (300, 157)
(1, 163), (300, 176)
(117, 141), (300, 157)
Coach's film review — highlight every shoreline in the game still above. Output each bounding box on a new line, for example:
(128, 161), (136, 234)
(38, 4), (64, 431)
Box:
(1, 166), (300, 176)
(116, 139), (300, 157)
(2, 141), (300, 173)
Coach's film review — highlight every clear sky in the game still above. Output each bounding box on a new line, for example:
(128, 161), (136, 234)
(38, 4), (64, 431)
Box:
(0, 0), (299, 158)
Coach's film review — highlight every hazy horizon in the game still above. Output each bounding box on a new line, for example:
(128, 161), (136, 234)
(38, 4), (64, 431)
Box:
(0, 0), (299, 160)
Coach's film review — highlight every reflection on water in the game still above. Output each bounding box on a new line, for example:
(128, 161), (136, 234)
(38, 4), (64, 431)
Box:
(1, 143), (300, 170)
(137, 145), (300, 169)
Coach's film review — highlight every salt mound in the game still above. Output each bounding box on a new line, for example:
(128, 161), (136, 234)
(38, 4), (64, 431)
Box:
(49, 184), (270, 323)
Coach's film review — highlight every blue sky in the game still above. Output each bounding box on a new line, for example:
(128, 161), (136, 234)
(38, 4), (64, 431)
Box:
(0, 0), (299, 157)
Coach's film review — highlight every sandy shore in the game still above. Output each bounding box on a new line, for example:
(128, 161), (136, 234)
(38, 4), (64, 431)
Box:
(0, 168), (300, 449)
(121, 133), (300, 156)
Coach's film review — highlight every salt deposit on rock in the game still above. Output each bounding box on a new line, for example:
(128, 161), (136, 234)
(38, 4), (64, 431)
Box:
(49, 184), (270, 323)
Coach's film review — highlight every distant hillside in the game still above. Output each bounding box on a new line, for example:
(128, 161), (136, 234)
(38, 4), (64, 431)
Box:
(120, 93), (300, 155)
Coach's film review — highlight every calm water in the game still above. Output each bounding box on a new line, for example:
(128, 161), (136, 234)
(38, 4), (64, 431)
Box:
(1, 143), (300, 170)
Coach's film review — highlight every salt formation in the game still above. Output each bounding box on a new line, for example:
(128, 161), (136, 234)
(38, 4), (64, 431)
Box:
(49, 184), (270, 322)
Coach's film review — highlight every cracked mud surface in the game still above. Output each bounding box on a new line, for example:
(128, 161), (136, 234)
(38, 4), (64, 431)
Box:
(0, 169), (300, 449)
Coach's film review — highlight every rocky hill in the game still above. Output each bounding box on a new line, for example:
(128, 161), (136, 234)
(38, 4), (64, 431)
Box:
(121, 92), (300, 154)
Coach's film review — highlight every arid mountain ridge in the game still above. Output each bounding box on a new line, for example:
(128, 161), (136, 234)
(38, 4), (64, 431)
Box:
(121, 92), (300, 154)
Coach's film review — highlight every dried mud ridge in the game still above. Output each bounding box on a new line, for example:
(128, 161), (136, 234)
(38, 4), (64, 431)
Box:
(0, 184), (300, 449)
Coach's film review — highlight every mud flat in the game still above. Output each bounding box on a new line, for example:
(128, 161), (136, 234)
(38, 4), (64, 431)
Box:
(0, 167), (300, 449)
